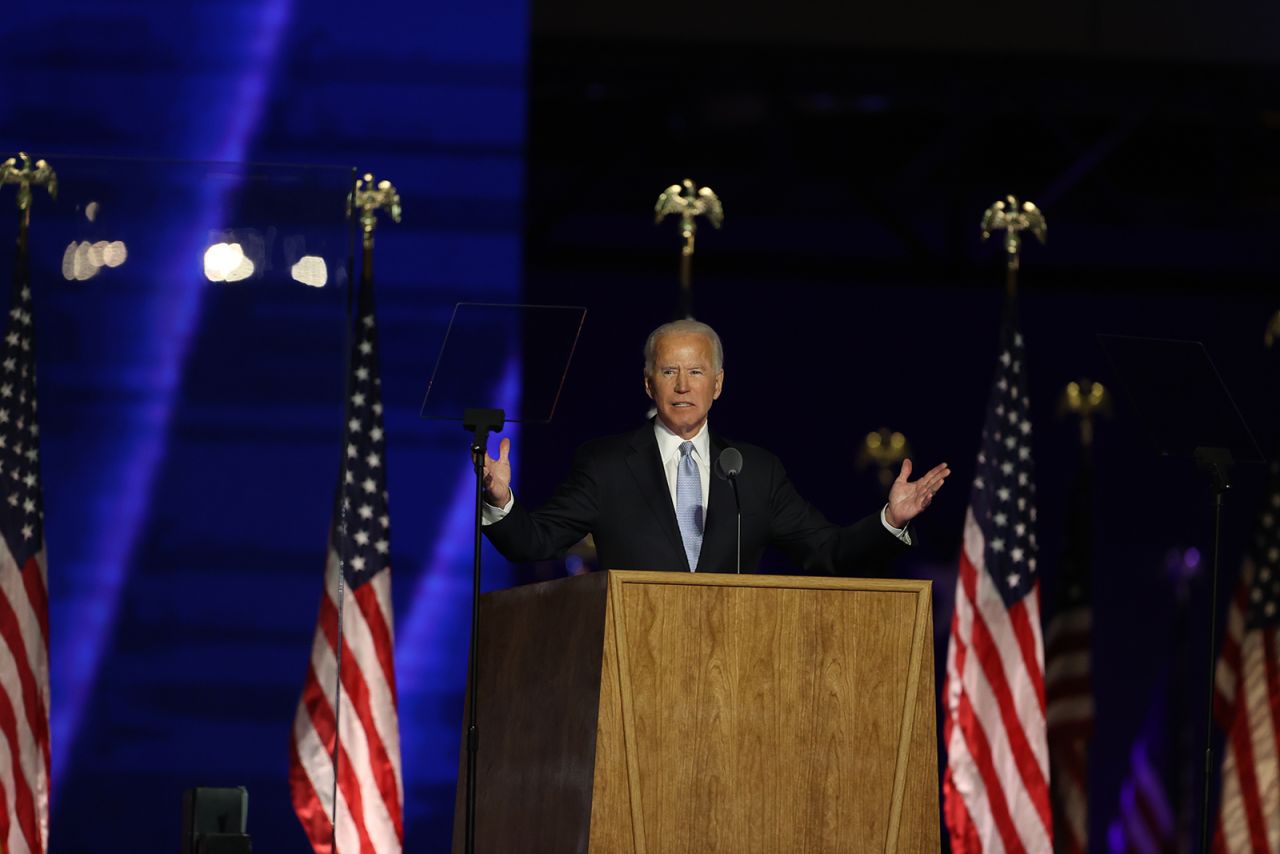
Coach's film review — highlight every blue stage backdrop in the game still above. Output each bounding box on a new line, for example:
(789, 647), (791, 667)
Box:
(1, 0), (529, 849)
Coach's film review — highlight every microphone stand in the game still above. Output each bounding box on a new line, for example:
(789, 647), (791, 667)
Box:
(463, 407), (505, 854)
(728, 473), (741, 574)
(719, 447), (744, 575)
(1193, 446), (1231, 854)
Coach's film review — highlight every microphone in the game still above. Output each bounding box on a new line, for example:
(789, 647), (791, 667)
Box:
(717, 447), (744, 574)
(718, 447), (743, 480)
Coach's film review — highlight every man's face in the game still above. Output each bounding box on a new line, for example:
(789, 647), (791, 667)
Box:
(643, 332), (723, 439)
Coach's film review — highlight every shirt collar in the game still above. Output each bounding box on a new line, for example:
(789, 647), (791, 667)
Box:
(654, 418), (710, 464)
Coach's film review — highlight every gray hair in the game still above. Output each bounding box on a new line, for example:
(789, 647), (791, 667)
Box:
(643, 319), (724, 376)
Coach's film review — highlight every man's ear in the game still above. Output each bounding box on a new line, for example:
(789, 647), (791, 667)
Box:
(712, 370), (724, 400)
(643, 373), (655, 400)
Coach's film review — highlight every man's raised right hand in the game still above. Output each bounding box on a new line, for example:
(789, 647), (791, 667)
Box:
(482, 437), (512, 508)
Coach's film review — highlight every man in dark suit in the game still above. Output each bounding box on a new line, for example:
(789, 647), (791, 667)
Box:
(481, 320), (950, 575)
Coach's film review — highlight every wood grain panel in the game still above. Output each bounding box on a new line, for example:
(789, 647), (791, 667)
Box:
(609, 573), (927, 854)
(452, 572), (610, 854)
(893, 594), (940, 853)
(587, 581), (638, 852)
(456, 571), (940, 853)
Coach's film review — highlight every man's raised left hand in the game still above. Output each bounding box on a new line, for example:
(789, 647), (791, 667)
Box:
(885, 459), (951, 529)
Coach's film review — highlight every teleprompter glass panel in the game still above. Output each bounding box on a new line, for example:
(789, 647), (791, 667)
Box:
(1098, 334), (1264, 463)
(419, 301), (586, 424)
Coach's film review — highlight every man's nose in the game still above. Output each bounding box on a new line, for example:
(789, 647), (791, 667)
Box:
(674, 372), (690, 391)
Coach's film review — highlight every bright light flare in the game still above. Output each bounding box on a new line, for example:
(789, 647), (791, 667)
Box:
(62, 240), (127, 281)
(61, 243), (79, 281)
(204, 242), (255, 282)
(291, 255), (328, 288)
(102, 241), (127, 268)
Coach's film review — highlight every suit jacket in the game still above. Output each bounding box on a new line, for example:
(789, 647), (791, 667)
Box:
(485, 422), (907, 576)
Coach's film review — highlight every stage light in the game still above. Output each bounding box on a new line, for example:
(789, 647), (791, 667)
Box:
(75, 243), (100, 281)
(204, 243), (238, 281)
(61, 242), (77, 281)
(62, 239), (128, 281)
(102, 241), (128, 268)
(85, 201), (99, 222)
(1165, 545), (1202, 581)
(225, 256), (254, 282)
(204, 242), (255, 283)
(291, 255), (327, 287)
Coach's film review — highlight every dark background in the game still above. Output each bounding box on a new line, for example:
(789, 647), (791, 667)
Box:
(2, 0), (1278, 849)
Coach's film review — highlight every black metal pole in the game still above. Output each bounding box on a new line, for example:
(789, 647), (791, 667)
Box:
(678, 236), (694, 319)
(461, 407), (504, 854)
(1191, 445), (1231, 854)
(331, 186), (360, 852)
(730, 475), (741, 574)
(465, 441), (483, 854)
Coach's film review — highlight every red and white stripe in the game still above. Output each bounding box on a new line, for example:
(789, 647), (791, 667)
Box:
(1045, 606), (1092, 854)
(1050, 739), (1088, 854)
(1044, 608), (1092, 735)
(1113, 735), (1176, 854)
(1215, 560), (1254, 729)
(1213, 620), (1280, 853)
(0, 539), (49, 854)
(290, 549), (403, 854)
(944, 508), (1053, 854)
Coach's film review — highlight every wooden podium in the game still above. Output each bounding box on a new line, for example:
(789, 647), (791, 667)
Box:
(453, 570), (939, 853)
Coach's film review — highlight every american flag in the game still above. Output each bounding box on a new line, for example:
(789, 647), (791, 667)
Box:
(1214, 559), (1254, 730)
(1107, 704), (1177, 854)
(943, 305), (1053, 853)
(0, 276), (49, 854)
(1045, 455), (1094, 854)
(289, 281), (403, 853)
(1211, 460), (1280, 854)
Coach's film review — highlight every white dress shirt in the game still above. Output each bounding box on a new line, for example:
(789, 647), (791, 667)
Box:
(653, 418), (711, 515)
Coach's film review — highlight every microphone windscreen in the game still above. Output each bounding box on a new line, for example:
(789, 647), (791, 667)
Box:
(718, 447), (744, 478)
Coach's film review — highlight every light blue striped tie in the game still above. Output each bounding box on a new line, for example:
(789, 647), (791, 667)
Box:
(676, 440), (703, 571)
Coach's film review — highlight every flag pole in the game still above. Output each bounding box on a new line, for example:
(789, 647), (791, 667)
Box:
(1060, 379), (1110, 450)
(348, 173), (402, 292)
(856, 428), (911, 489)
(981, 194), (1046, 300)
(1, 153), (57, 289)
(0, 152), (55, 854)
(655, 179), (723, 320)
(1265, 309), (1280, 350)
(1, 153), (57, 241)
(942, 195), (1052, 853)
(1048, 379), (1107, 852)
(333, 173), (400, 851)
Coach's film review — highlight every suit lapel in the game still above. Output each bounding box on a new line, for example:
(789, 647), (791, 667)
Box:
(625, 424), (689, 570)
(699, 434), (736, 572)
